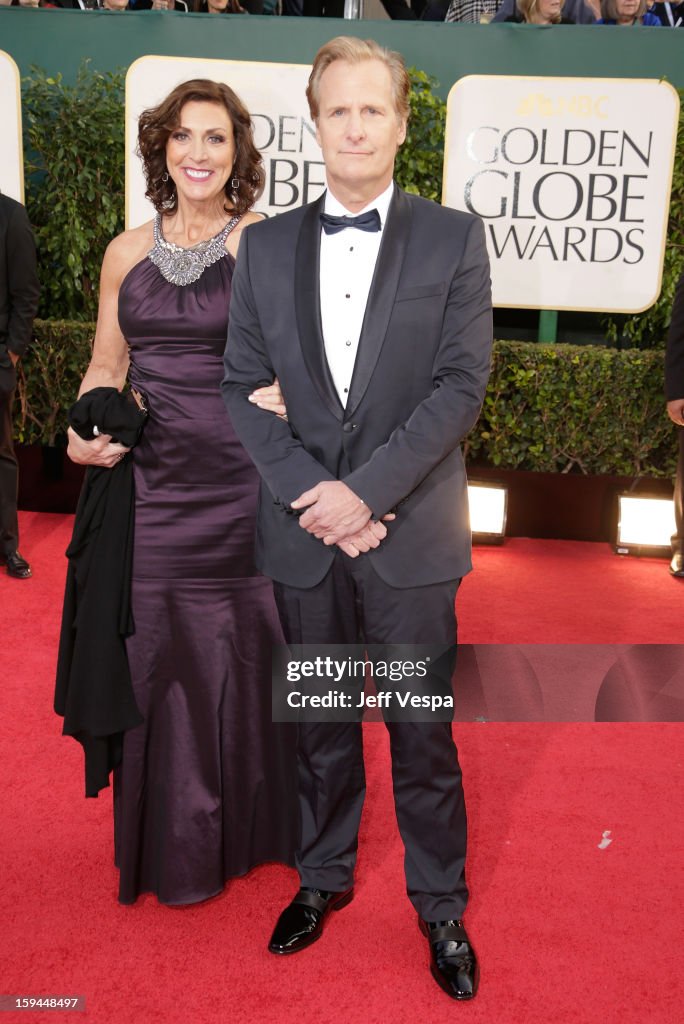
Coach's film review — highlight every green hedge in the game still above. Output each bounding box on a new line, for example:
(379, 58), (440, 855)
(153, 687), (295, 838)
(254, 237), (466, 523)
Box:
(15, 323), (676, 478)
(14, 320), (93, 447)
(466, 341), (676, 478)
(23, 64), (125, 323)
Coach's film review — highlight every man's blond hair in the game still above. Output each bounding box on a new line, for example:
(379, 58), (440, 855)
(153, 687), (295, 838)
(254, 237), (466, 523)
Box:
(306, 36), (411, 124)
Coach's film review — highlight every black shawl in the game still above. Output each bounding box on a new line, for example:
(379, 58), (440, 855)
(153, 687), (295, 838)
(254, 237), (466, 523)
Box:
(54, 388), (147, 797)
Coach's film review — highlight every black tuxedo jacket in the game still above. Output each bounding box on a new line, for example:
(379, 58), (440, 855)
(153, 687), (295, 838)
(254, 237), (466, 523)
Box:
(0, 195), (40, 392)
(0, 193), (38, 358)
(222, 187), (492, 589)
(665, 270), (684, 402)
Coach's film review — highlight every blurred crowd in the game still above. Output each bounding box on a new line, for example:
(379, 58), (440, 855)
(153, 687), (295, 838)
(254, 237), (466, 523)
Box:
(2, 0), (682, 25)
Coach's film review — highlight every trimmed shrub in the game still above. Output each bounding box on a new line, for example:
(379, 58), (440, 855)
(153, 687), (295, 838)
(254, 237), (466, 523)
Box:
(466, 341), (676, 478)
(14, 320), (94, 446)
(23, 63), (126, 322)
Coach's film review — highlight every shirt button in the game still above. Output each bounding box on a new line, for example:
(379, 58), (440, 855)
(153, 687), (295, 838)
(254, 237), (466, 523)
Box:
(345, 341), (351, 347)
(349, 247), (354, 252)
(345, 294), (350, 299)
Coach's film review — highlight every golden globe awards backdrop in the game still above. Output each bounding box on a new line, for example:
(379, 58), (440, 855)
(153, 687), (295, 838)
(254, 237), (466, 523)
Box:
(0, 50), (24, 203)
(125, 56), (323, 228)
(443, 76), (680, 312)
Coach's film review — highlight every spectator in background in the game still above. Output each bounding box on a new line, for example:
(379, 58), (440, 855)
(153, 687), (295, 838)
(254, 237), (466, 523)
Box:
(194, 0), (265, 13)
(493, 0), (596, 17)
(132, 0), (190, 10)
(194, 0), (232, 8)
(441, 0), (503, 20)
(0, 194), (40, 580)
(378, 0), (501, 18)
(280, 0), (341, 12)
(287, 0), (424, 15)
(651, 1), (684, 24)
(598, 0), (661, 20)
(51, 1), (94, 10)
(10, 0), (64, 7)
(504, 0), (576, 19)
(665, 270), (684, 578)
(54, 0), (130, 7)
(378, 0), (426, 16)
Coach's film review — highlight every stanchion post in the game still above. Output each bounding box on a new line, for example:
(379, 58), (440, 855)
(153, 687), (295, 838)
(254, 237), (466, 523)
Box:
(538, 310), (558, 344)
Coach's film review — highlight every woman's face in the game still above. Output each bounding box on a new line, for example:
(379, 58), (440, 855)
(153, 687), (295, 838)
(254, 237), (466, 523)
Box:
(165, 100), (236, 210)
(534, 0), (562, 20)
(615, 0), (640, 17)
(207, 0), (229, 10)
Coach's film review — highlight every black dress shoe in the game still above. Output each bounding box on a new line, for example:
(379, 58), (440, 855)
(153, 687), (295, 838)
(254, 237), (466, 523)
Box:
(2, 551), (32, 579)
(419, 918), (479, 1000)
(670, 553), (684, 577)
(268, 887), (354, 955)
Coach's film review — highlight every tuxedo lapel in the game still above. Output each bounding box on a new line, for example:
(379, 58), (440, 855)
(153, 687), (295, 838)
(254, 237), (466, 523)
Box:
(346, 188), (412, 418)
(294, 196), (344, 422)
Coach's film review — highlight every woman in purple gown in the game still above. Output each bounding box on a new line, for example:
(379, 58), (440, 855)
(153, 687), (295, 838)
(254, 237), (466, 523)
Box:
(67, 80), (297, 905)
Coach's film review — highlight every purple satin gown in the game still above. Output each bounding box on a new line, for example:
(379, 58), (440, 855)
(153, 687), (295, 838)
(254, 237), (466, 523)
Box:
(112, 247), (297, 905)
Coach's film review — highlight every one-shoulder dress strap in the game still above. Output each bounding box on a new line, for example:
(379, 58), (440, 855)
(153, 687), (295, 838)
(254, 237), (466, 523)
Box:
(148, 213), (241, 287)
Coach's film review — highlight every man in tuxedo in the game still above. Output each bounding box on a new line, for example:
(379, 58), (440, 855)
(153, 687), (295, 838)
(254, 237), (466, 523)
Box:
(0, 194), (39, 579)
(665, 269), (684, 577)
(222, 36), (492, 1000)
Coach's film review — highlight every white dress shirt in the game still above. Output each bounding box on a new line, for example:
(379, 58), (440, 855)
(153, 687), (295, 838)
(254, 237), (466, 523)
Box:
(319, 181), (394, 407)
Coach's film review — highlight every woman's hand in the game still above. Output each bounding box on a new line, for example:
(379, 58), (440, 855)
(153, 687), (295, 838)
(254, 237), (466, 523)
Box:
(67, 426), (130, 469)
(248, 378), (287, 419)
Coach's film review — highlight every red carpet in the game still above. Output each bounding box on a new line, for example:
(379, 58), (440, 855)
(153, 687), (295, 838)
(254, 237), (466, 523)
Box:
(2, 513), (683, 1024)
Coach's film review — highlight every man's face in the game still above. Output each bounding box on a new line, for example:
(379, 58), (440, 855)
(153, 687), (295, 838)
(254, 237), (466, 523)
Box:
(315, 59), (407, 205)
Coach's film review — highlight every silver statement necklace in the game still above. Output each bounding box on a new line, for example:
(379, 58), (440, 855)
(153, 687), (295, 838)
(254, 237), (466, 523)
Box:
(148, 213), (240, 286)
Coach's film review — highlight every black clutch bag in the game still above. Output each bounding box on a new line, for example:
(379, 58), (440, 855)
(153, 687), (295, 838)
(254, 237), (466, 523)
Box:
(68, 386), (148, 447)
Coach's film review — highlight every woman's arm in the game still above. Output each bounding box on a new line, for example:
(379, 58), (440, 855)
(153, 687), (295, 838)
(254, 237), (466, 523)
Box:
(67, 234), (139, 468)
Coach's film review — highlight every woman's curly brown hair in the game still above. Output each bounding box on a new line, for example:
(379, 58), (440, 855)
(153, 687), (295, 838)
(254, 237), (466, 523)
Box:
(137, 79), (265, 217)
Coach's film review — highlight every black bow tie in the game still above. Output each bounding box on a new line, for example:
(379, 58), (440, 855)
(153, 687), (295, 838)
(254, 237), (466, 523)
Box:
(320, 209), (382, 235)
